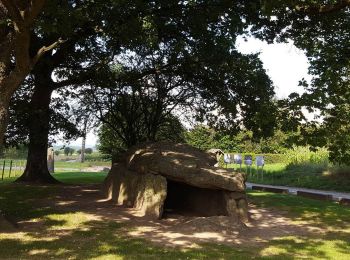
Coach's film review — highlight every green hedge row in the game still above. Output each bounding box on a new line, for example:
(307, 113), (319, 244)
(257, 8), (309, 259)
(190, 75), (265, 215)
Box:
(225, 153), (289, 164)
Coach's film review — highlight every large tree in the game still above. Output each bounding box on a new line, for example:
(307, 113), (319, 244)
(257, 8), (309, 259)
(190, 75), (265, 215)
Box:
(79, 0), (278, 152)
(8, 0), (278, 182)
(0, 0), (66, 152)
(4, 0), (104, 182)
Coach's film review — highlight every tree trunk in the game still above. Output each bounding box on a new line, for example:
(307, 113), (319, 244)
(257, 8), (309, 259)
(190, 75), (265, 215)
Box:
(0, 8), (12, 154)
(0, 1), (57, 152)
(16, 77), (58, 183)
(80, 134), (86, 163)
(0, 95), (10, 155)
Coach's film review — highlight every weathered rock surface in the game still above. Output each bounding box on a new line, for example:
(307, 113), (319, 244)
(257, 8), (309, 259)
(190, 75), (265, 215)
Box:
(105, 164), (167, 219)
(104, 142), (248, 221)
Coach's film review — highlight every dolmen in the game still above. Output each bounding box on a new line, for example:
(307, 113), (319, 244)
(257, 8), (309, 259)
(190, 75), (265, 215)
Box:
(104, 142), (248, 222)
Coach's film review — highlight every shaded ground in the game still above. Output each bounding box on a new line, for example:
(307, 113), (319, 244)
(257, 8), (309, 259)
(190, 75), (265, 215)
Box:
(1, 180), (350, 259)
(27, 184), (311, 248)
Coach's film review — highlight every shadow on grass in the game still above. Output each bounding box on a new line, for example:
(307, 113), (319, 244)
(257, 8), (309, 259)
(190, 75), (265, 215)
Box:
(1, 182), (350, 259)
(248, 190), (350, 229)
(0, 219), (255, 259)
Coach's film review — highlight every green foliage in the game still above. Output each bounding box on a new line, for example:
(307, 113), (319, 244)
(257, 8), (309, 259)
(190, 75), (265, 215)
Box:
(185, 125), (295, 154)
(1, 145), (27, 159)
(285, 146), (329, 166)
(85, 148), (93, 154)
(63, 147), (75, 156)
(255, 2), (350, 165)
(76, 148), (92, 155)
(98, 113), (185, 160)
(184, 125), (216, 151)
(97, 124), (127, 161)
(262, 154), (289, 164)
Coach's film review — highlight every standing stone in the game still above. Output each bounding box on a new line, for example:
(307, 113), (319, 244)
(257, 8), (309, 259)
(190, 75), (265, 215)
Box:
(47, 148), (55, 174)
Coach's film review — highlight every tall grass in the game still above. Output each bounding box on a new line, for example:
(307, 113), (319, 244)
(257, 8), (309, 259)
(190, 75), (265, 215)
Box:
(285, 146), (329, 166)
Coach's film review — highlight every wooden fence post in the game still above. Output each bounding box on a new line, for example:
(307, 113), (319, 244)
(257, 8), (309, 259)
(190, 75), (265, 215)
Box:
(1, 160), (5, 181)
(8, 160), (12, 178)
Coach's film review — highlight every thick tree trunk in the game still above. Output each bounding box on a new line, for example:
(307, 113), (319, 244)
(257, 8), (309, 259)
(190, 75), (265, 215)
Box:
(0, 7), (12, 153)
(16, 78), (58, 183)
(0, 95), (10, 155)
(0, 1), (59, 152)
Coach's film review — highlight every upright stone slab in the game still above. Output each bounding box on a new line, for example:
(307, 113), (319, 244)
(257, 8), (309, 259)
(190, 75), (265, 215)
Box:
(47, 148), (55, 174)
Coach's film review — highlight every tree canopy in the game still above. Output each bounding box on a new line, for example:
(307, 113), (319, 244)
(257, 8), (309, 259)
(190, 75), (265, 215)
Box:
(2, 0), (350, 183)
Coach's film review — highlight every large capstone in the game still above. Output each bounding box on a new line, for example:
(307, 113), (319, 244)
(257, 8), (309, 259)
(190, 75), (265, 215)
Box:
(104, 142), (248, 222)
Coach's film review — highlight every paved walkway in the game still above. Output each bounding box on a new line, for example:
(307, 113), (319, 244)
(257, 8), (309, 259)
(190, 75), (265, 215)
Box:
(246, 182), (350, 201)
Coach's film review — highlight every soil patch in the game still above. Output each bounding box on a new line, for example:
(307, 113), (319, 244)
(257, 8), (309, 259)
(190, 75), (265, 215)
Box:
(12, 184), (320, 249)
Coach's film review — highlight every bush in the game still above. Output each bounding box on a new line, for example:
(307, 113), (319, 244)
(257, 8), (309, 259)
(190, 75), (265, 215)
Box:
(85, 148), (93, 154)
(223, 146), (329, 166)
(285, 146), (329, 165)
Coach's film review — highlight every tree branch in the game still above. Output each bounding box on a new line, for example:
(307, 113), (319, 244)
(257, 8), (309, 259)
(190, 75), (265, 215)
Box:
(296, 0), (350, 14)
(26, 0), (46, 26)
(31, 38), (66, 67)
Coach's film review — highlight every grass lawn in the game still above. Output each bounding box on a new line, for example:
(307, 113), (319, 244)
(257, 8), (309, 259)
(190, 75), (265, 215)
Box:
(53, 171), (108, 184)
(247, 190), (350, 259)
(228, 163), (350, 193)
(1, 172), (350, 259)
(55, 160), (112, 169)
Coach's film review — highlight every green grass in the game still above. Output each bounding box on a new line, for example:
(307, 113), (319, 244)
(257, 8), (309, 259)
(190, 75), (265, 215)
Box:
(55, 160), (111, 169)
(53, 171), (108, 184)
(0, 182), (252, 259)
(0, 218), (252, 259)
(247, 190), (350, 228)
(1, 173), (350, 259)
(0, 171), (108, 185)
(247, 190), (350, 259)
(228, 162), (350, 193)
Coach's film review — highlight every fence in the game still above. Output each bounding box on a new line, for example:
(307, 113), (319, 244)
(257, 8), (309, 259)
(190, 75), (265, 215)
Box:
(0, 159), (27, 181)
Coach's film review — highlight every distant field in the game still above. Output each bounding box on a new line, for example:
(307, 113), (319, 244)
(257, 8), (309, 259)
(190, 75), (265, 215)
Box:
(0, 159), (111, 184)
(53, 171), (108, 184)
(55, 160), (111, 169)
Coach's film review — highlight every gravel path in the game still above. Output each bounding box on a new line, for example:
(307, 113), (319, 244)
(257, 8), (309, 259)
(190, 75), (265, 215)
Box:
(246, 182), (350, 201)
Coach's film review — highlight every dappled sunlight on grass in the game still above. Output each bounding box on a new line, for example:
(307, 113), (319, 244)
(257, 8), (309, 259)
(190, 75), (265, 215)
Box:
(44, 212), (93, 230)
(1, 177), (350, 259)
(261, 236), (350, 260)
(0, 212), (253, 259)
(248, 190), (350, 230)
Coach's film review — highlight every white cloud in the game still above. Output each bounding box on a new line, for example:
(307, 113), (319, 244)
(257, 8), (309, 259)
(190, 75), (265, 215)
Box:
(236, 36), (311, 99)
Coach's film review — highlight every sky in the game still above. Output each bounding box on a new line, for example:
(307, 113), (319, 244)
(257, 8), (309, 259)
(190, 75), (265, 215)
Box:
(60, 37), (311, 148)
(236, 36), (311, 99)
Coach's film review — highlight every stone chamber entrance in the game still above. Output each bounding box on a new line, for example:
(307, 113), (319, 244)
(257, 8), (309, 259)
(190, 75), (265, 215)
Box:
(163, 179), (228, 217)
